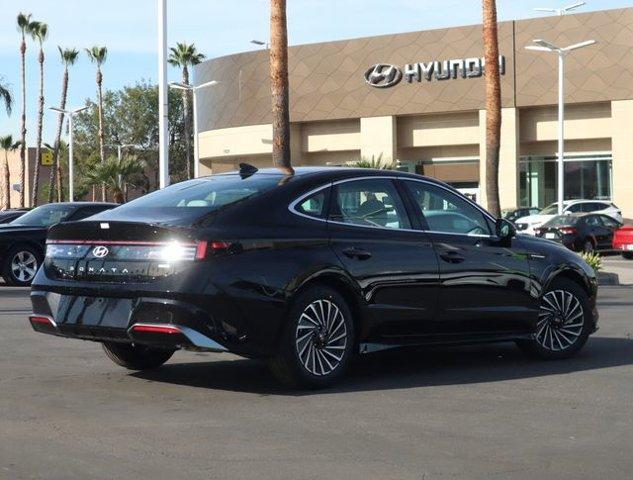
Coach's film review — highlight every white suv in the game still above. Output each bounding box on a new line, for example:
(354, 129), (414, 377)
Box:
(515, 200), (623, 235)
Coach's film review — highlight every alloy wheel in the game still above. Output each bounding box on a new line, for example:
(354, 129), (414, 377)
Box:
(10, 251), (38, 283)
(295, 299), (347, 376)
(536, 290), (584, 352)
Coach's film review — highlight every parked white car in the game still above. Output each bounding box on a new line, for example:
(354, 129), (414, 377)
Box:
(515, 200), (623, 235)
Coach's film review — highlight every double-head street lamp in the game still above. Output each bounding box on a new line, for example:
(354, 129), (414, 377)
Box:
(169, 80), (219, 178)
(525, 38), (596, 215)
(49, 105), (89, 202)
(250, 39), (269, 49)
(534, 1), (586, 16)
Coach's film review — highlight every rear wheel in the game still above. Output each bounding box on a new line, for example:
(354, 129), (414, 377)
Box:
(2, 244), (42, 286)
(102, 342), (175, 370)
(517, 278), (592, 360)
(269, 286), (354, 389)
(582, 239), (594, 253)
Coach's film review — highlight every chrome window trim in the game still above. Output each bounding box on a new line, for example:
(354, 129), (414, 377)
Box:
(287, 175), (497, 239)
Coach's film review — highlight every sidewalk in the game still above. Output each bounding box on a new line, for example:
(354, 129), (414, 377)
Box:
(599, 255), (633, 286)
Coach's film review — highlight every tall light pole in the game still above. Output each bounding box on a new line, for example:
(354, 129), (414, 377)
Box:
(158, 0), (169, 189)
(534, 1), (586, 15)
(526, 39), (596, 214)
(169, 80), (219, 178)
(50, 106), (88, 202)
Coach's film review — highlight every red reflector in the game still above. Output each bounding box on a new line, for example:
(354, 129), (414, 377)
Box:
(29, 315), (56, 327)
(559, 227), (578, 235)
(131, 324), (182, 335)
(195, 240), (231, 260)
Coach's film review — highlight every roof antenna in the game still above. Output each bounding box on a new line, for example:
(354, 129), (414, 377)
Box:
(239, 163), (258, 178)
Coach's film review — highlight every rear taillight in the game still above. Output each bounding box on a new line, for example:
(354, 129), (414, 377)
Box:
(559, 227), (578, 235)
(194, 241), (231, 260)
(130, 324), (182, 335)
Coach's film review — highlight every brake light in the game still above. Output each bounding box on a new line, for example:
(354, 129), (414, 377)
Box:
(195, 240), (231, 260)
(29, 315), (57, 328)
(559, 227), (578, 235)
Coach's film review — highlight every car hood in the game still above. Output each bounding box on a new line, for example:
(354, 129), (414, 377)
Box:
(514, 214), (555, 225)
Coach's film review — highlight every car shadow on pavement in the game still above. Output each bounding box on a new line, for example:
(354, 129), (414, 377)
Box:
(132, 337), (633, 396)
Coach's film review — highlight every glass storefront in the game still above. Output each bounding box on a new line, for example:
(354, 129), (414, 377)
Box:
(519, 154), (612, 208)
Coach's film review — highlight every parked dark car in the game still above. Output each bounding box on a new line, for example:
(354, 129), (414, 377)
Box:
(0, 208), (30, 224)
(534, 213), (621, 253)
(29, 167), (598, 388)
(0, 202), (117, 286)
(502, 207), (540, 223)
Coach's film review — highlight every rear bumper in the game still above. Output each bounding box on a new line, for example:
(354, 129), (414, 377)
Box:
(29, 290), (228, 353)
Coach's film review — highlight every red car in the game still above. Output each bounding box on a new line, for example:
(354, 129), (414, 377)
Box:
(613, 226), (633, 259)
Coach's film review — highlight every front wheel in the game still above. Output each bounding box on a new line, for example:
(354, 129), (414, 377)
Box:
(102, 342), (175, 370)
(269, 286), (354, 389)
(517, 278), (592, 360)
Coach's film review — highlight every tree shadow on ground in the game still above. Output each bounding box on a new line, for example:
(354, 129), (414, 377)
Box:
(132, 336), (633, 396)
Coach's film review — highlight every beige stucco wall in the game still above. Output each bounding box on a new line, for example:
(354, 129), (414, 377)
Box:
(398, 112), (480, 148)
(360, 116), (396, 163)
(302, 119), (360, 153)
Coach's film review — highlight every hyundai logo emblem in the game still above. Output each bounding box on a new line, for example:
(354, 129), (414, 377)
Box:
(364, 64), (403, 88)
(92, 246), (109, 258)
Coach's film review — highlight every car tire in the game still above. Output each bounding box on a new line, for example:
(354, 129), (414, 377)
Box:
(517, 277), (592, 360)
(2, 244), (42, 286)
(622, 252), (633, 260)
(269, 286), (355, 389)
(102, 342), (175, 370)
(582, 240), (594, 253)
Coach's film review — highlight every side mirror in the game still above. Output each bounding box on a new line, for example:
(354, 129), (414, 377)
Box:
(496, 218), (516, 240)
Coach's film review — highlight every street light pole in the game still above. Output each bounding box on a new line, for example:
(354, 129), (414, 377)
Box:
(158, 0), (169, 189)
(169, 80), (219, 178)
(534, 2), (586, 16)
(525, 39), (596, 215)
(50, 106), (88, 202)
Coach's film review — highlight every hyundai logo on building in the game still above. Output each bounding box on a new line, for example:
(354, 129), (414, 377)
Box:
(92, 246), (109, 258)
(365, 55), (505, 88)
(364, 64), (403, 88)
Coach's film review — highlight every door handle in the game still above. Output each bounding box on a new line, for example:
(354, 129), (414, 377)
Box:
(342, 247), (372, 260)
(439, 250), (466, 264)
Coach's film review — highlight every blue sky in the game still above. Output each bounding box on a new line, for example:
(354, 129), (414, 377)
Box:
(0, 0), (630, 144)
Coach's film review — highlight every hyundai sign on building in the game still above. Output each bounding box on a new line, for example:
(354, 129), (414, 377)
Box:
(194, 8), (633, 217)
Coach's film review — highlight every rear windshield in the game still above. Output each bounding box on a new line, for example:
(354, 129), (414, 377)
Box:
(543, 215), (579, 227)
(96, 174), (284, 224)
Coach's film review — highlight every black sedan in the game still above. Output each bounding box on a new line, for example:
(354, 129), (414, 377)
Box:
(0, 202), (117, 286)
(535, 213), (622, 253)
(0, 208), (30, 224)
(29, 167), (598, 388)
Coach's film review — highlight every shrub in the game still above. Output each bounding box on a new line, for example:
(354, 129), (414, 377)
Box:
(579, 251), (602, 274)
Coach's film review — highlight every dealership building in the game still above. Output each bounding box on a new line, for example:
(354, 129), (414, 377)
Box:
(194, 7), (633, 217)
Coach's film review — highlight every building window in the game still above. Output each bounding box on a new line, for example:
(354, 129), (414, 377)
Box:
(519, 154), (612, 208)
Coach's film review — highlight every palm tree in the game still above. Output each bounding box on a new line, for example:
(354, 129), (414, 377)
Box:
(49, 47), (79, 203)
(17, 12), (37, 208)
(0, 135), (21, 210)
(269, 0), (293, 175)
(83, 155), (144, 204)
(168, 42), (205, 180)
(85, 45), (108, 201)
(31, 21), (48, 207)
(483, 0), (502, 217)
(0, 78), (12, 116)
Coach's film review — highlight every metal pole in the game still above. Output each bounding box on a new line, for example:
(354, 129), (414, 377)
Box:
(158, 0), (169, 189)
(117, 145), (123, 190)
(193, 88), (200, 178)
(557, 53), (565, 215)
(68, 115), (74, 202)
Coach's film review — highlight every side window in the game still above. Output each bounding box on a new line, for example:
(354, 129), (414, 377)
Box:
(567, 203), (583, 213)
(295, 189), (328, 219)
(404, 181), (491, 236)
(585, 215), (601, 227)
(600, 215), (619, 228)
(330, 179), (410, 230)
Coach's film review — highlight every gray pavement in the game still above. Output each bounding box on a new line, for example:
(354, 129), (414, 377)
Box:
(602, 254), (633, 285)
(1, 286), (633, 480)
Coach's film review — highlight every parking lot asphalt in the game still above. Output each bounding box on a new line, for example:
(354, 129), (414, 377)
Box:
(1, 286), (633, 480)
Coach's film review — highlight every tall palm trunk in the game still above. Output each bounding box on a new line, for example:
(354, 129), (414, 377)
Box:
(50, 68), (69, 203)
(269, 0), (293, 175)
(483, 0), (501, 217)
(32, 47), (45, 207)
(182, 66), (192, 179)
(2, 151), (10, 210)
(19, 34), (27, 208)
(97, 69), (106, 201)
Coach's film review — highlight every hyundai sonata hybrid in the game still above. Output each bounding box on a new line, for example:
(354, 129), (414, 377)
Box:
(29, 166), (599, 388)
